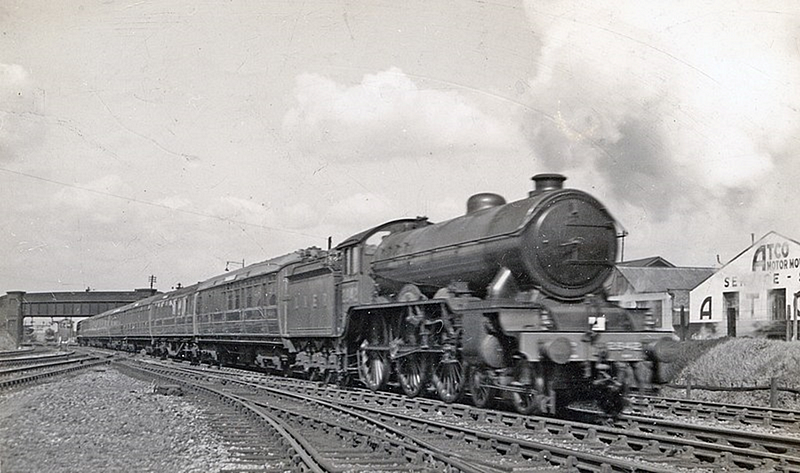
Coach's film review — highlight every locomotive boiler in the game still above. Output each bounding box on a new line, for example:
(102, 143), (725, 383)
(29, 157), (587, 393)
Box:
(371, 173), (616, 300)
(78, 173), (677, 417)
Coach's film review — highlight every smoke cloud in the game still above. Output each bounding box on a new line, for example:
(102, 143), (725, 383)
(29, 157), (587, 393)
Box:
(522, 1), (798, 209)
(521, 1), (800, 263)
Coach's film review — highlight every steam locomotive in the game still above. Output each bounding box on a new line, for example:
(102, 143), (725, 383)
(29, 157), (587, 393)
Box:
(78, 174), (677, 416)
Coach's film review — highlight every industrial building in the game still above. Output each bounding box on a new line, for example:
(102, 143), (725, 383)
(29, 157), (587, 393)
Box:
(605, 257), (715, 339)
(689, 232), (800, 340)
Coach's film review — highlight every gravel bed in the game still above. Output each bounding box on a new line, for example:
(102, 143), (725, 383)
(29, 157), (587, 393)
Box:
(0, 366), (236, 473)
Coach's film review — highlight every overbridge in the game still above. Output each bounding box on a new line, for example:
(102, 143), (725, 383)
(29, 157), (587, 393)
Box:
(0, 289), (157, 346)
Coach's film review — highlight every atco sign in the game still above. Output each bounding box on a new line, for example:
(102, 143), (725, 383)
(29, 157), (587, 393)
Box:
(752, 242), (800, 272)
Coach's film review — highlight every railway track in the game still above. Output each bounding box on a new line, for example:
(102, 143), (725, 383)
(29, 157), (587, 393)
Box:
(0, 350), (75, 367)
(117, 359), (488, 473)
(314, 384), (800, 472)
(148, 357), (800, 472)
(628, 393), (800, 432)
(117, 357), (718, 472)
(0, 349), (110, 391)
(0, 347), (35, 358)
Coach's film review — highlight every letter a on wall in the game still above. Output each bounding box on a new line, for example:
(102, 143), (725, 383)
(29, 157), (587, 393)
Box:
(700, 296), (712, 320)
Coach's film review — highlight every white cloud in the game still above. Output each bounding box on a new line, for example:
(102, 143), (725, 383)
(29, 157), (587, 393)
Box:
(282, 67), (524, 161)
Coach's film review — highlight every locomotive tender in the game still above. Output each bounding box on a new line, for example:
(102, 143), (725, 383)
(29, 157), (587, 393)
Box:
(78, 174), (677, 416)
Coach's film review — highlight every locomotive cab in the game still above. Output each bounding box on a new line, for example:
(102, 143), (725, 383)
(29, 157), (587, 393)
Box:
(336, 218), (432, 314)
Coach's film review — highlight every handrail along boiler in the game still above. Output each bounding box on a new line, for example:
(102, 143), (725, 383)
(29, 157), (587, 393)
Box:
(77, 174), (677, 416)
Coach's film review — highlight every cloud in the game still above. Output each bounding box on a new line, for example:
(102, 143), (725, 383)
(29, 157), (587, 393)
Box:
(518, 1), (800, 264)
(522, 2), (799, 209)
(327, 192), (392, 228)
(282, 67), (524, 161)
(0, 63), (45, 159)
(52, 175), (132, 218)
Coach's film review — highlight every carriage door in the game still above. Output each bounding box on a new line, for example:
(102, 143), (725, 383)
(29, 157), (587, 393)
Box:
(724, 292), (738, 337)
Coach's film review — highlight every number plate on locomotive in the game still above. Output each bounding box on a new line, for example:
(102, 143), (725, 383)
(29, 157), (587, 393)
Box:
(605, 341), (643, 351)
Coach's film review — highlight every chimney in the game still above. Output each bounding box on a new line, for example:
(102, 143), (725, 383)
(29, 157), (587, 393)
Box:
(530, 173), (566, 196)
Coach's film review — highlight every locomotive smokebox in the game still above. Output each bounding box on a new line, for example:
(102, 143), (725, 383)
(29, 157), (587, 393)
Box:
(530, 173), (566, 196)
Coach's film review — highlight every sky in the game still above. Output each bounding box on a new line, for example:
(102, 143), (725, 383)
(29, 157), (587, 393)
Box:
(1, 0), (798, 293)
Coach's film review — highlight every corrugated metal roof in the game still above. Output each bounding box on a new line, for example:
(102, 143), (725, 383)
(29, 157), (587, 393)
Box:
(614, 266), (715, 293)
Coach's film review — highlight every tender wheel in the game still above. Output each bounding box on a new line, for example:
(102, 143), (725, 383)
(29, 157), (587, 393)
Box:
(358, 320), (390, 391)
(469, 365), (496, 408)
(432, 356), (464, 403)
(397, 354), (428, 397)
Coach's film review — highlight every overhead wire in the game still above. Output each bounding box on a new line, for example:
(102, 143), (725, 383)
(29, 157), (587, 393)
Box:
(0, 166), (325, 239)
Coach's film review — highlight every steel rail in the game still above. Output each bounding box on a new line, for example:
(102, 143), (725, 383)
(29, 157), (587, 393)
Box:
(130, 358), (674, 472)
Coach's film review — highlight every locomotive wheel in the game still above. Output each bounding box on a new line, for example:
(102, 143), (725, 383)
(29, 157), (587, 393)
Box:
(358, 319), (390, 391)
(397, 354), (428, 397)
(511, 389), (537, 415)
(510, 361), (546, 415)
(598, 390), (627, 417)
(598, 362), (632, 417)
(432, 358), (464, 403)
(469, 365), (496, 408)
